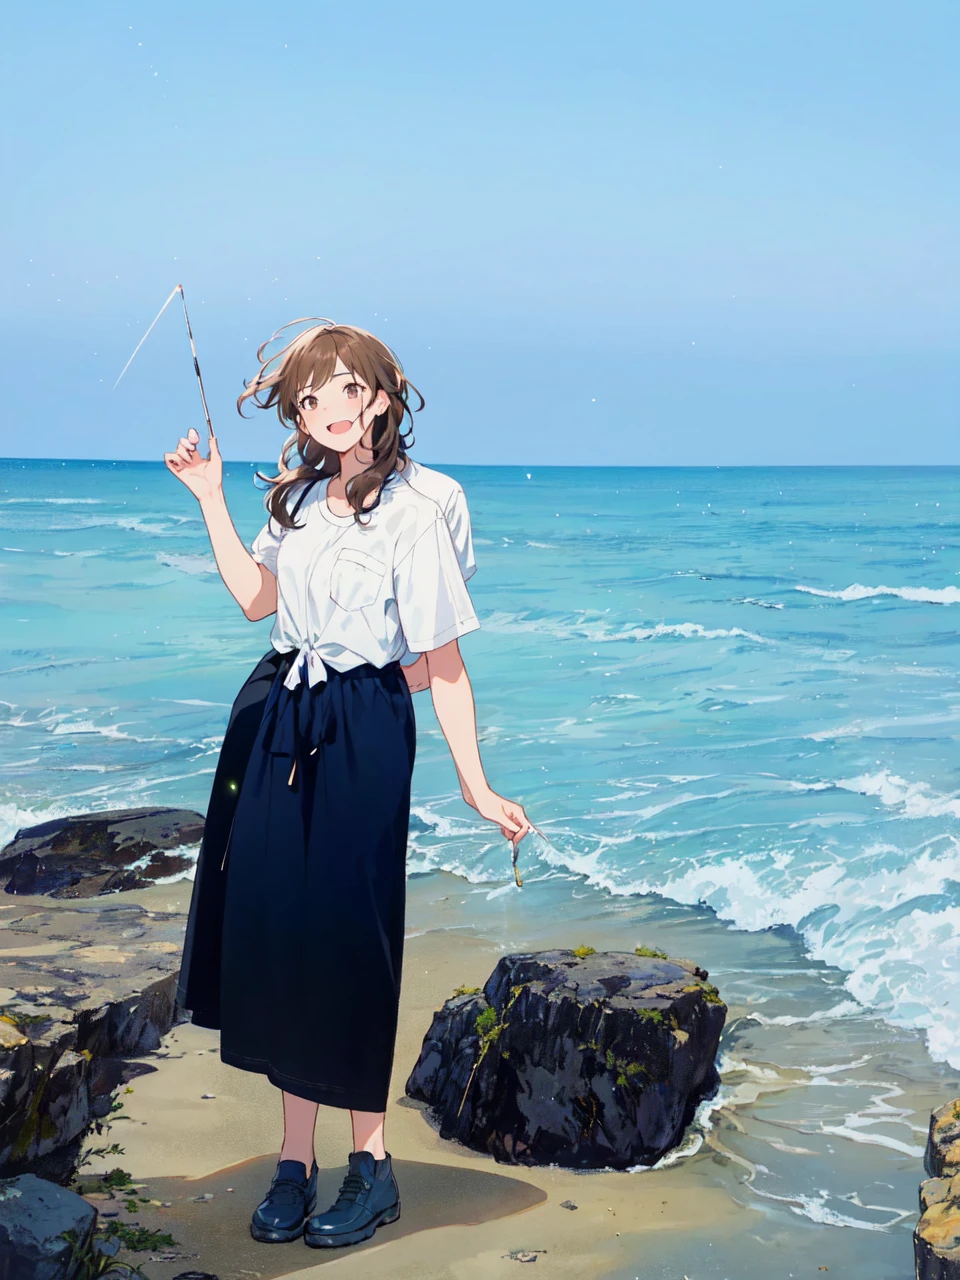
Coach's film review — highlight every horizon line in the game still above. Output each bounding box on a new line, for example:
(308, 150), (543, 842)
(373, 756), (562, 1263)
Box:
(2, 457), (960, 471)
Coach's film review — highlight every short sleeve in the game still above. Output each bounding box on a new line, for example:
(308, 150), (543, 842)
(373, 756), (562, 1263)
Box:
(250, 515), (283, 577)
(443, 484), (477, 582)
(394, 513), (481, 654)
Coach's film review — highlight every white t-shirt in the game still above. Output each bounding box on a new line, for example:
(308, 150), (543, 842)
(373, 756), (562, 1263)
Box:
(395, 458), (476, 584)
(250, 462), (480, 691)
(384, 458), (476, 665)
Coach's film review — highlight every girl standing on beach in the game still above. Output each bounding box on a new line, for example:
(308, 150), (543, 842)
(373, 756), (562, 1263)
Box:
(166, 320), (533, 1251)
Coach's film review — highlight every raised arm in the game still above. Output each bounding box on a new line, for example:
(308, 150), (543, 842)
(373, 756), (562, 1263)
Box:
(164, 427), (277, 621)
(426, 638), (533, 850)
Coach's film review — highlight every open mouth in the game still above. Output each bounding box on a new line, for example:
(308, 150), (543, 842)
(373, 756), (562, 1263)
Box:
(326, 419), (354, 435)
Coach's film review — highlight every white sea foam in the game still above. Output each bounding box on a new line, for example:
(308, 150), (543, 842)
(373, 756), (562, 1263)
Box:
(745, 1001), (865, 1028)
(0, 497), (103, 505)
(76, 515), (174, 535)
(837, 769), (960, 820)
(638, 834), (960, 1069)
(453, 763), (960, 1070)
(796, 1054), (874, 1076)
(156, 553), (218, 575)
(125, 841), (200, 885)
(596, 786), (660, 802)
(405, 802), (497, 882)
(63, 764), (125, 773)
(154, 863), (198, 884)
(818, 1122), (925, 1159)
(0, 701), (182, 746)
(49, 719), (162, 744)
(0, 800), (89, 850)
(0, 658), (105, 678)
(626, 1093), (725, 1172)
(749, 1185), (912, 1231)
(481, 609), (769, 646)
(806, 711), (960, 742)
(157, 698), (233, 707)
(649, 622), (768, 643)
(796, 582), (960, 605)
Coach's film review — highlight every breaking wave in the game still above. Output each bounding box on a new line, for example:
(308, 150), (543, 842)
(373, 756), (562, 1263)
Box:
(796, 583), (960, 605)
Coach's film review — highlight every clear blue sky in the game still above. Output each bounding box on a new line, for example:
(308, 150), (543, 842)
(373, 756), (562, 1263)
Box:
(2, 1), (956, 465)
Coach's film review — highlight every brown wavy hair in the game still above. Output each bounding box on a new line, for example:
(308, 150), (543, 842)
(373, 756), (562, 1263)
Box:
(238, 319), (423, 529)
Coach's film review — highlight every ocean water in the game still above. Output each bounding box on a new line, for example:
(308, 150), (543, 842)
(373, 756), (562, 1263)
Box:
(5, 461), (959, 1059)
(4, 458), (960, 1268)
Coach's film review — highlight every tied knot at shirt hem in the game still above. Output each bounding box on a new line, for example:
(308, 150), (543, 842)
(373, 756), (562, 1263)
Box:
(262, 650), (338, 766)
(282, 644), (329, 691)
(260, 648), (406, 770)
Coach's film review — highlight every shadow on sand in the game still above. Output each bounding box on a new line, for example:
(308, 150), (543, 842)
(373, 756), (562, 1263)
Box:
(111, 1154), (547, 1277)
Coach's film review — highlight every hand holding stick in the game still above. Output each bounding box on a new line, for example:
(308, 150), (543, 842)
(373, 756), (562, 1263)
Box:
(164, 427), (223, 503)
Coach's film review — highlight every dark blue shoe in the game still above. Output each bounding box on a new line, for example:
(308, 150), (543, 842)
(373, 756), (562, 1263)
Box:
(250, 1157), (319, 1243)
(303, 1150), (401, 1248)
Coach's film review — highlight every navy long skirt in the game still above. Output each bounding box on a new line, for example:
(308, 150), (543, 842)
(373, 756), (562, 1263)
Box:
(177, 648), (285, 1028)
(177, 648), (416, 1113)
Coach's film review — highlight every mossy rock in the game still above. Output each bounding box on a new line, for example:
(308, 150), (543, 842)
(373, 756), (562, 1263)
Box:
(406, 947), (726, 1170)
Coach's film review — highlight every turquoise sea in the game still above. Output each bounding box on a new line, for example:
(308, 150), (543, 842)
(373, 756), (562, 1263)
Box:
(4, 457), (960, 1274)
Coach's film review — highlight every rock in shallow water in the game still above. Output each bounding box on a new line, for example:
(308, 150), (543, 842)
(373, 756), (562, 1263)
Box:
(405, 948), (726, 1170)
(0, 808), (203, 898)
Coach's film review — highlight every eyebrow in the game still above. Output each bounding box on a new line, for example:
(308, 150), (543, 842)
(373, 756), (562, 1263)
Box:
(300, 372), (363, 396)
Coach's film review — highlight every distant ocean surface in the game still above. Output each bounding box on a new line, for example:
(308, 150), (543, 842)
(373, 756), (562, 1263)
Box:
(4, 458), (960, 1072)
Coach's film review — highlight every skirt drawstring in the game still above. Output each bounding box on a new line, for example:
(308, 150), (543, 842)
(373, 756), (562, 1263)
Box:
(220, 652), (403, 873)
(259, 652), (343, 868)
(260, 653), (340, 787)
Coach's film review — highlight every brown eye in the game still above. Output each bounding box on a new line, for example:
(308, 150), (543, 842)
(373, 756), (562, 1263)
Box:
(299, 395), (318, 412)
(344, 383), (361, 400)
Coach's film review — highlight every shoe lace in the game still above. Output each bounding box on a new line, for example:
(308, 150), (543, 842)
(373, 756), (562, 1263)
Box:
(334, 1171), (370, 1204)
(269, 1175), (309, 1205)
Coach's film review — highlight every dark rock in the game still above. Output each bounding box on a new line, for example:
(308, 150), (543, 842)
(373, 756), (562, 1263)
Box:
(405, 948), (726, 1170)
(917, 1100), (960, 1278)
(916, 1206), (960, 1279)
(0, 808), (202, 898)
(0, 1172), (96, 1280)
(0, 897), (185, 1180)
(927, 1100), (960, 1178)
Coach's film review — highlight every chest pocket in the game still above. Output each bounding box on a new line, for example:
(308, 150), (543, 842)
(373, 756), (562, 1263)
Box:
(330, 547), (387, 611)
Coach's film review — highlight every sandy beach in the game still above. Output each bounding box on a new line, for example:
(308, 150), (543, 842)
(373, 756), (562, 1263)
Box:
(72, 869), (751, 1280)
(59, 846), (960, 1280)
(7, 845), (957, 1277)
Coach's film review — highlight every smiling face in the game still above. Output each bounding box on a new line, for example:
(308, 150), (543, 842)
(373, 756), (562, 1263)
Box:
(295, 355), (390, 455)
(239, 322), (426, 527)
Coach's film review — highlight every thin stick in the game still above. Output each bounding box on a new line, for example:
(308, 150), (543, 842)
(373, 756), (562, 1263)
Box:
(112, 286), (180, 389)
(113, 283), (215, 442)
(177, 284), (214, 441)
